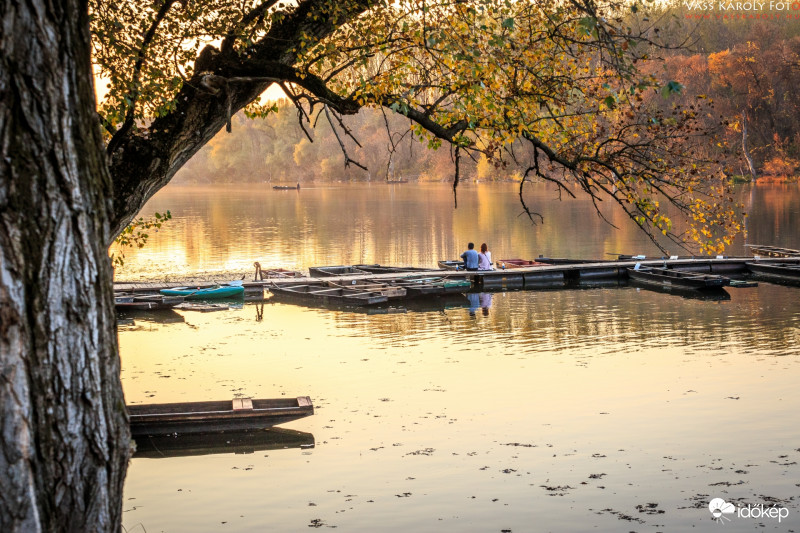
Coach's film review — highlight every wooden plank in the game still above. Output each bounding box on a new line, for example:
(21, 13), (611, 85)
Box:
(297, 396), (312, 407)
(232, 398), (253, 411)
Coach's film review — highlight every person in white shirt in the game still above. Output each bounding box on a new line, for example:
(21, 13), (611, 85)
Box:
(478, 242), (493, 270)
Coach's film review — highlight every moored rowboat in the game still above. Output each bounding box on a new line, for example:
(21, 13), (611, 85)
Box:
(353, 264), (439, 274)
(495, 259), (549, 269)
(437, 260), (465, 270)
(128, 396), (314, 436)
(309, 265), (371, 277)
(160, 284), (245, 299)
(268, 282), (388, 306)
(323, 280), (407, 299)
(253, 262), (304, 280)
(375, 276), (472, 297)
(115, 294), (184, 310)
(745, 261), (800, 284)
(627, 266), (730, 290)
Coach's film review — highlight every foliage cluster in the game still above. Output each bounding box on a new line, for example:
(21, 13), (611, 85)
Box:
(110, 211), (172, 267)
(655, 18), (800, 180)
(91, 0), (752, 253)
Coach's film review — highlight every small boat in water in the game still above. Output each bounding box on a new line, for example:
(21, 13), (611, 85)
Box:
(495, 259), (549, 269)
(253, 262), (304, 280)
(437, 260), (465, 270)
(534, 255), (606, 264)
(376, 276), (472, 297)
(745, 244), (800, 258)
(745, 261), (800, 284)
(323, 280), (407, 300)
(115, 294), (184, 311)
(273, 184), (300, 190)
(160, 283), (245, 300)
(268, 282), (388, 306)
(309, 265), (370, 277)
(627, 265), (730, 290)
(128, 396), (314, 436)
(353, 264), (439, 274)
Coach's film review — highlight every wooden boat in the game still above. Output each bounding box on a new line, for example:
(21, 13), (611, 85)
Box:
(495, 259), (549, 269)
(353, 264), (439, 274)
(745, 244), (800, 258)
(323, 280), (407, 299)
(253, 262), (304, 280)
(386, 179), (408, 184)
(273, 184), (300, 190)
(268, 282), (388, 306)
(160, 283), (245, 300)
(133, 427), (315, 458)
(308, 265), (370, 277)
(438, 260), (465, 270)
(376, 276), (472, 297)
(626, 265), (730, 290)
(128, 396), (314, 436)
(534, 255), (606, 264)
(115, 294), (184, 310)
(746, 261), (800, 284)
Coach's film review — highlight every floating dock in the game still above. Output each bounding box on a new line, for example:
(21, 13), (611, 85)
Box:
(114, 257), (800, 295)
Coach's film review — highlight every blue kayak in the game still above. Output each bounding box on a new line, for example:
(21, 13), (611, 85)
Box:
(160, 284), (245, 300)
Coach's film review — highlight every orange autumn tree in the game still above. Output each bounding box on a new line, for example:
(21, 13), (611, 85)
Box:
(93, 0), (742, 253)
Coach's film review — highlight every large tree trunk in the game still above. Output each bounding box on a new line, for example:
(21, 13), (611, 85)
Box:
(0, 0), (129, 531)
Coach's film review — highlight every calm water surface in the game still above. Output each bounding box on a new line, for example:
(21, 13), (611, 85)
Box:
(119, 183), (800, 532)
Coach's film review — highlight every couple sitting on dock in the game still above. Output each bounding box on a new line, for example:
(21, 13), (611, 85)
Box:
(461, 242), (493, 271)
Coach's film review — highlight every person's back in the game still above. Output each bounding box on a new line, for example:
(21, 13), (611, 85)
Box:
(478, 252), (491, 270)
(478, 243), (493, 270)
(460, 243), (479, 271)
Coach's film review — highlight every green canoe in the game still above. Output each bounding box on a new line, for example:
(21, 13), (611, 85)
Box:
(160, 284), (245, 300)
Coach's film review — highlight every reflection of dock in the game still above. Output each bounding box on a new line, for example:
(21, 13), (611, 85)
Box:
(133, 428), (314, 458)
(114, 256), (799, 295)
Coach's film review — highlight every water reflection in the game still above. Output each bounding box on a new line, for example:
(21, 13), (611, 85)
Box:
(132, 428), (314, 459)
(630, 285), (732, 301)
(116, 309), (185, 325)
(112, 182), (800, 282)
(466, 292), (493, 317)
(118, 182), (800, 533)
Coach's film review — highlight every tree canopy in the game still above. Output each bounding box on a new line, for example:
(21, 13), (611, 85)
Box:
(93, 0), (743, 253)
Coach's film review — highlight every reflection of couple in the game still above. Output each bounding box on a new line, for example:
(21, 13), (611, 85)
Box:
(468, 292), (493, 316)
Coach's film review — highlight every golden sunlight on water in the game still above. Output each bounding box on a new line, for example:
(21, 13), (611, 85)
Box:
(119, 183), (800, 532)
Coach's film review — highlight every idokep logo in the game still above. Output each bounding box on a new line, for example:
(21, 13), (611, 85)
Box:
(708, 497), (790, 525)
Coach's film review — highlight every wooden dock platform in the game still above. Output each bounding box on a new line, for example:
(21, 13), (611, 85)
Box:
(114, 257), (799, 295)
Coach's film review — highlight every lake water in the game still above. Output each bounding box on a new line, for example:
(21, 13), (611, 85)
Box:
(118, 182), (800, 532)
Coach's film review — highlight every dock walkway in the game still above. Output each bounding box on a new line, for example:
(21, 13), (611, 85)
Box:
(114, 256), (795, 294)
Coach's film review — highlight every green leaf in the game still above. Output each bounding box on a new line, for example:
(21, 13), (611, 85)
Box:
(660, 80), (684, 98)
(578, 17), (596, 37)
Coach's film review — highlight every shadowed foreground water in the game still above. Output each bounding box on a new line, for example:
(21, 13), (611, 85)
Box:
(120, 183), (799, 532)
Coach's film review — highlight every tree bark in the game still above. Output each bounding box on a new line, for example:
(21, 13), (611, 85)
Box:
(0, 0), (129, 531)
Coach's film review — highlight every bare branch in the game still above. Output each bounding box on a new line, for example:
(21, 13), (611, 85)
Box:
(324, 105), (368, 171)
